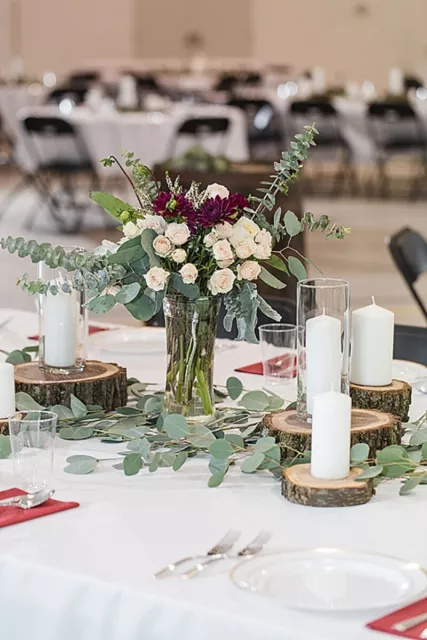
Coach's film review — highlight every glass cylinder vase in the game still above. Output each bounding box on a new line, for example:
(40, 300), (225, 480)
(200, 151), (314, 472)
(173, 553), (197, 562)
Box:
(38, 260), (87, 374)
(163, 295), (220, 423)
(297, 278), (350, 421)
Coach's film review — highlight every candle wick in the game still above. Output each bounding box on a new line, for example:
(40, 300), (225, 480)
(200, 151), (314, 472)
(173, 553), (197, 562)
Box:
(371, 296), (376, 305)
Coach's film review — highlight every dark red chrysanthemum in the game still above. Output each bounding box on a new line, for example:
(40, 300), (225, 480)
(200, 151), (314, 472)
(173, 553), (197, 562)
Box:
(152, 192), (195, 220)
(195, 193), (248, 228)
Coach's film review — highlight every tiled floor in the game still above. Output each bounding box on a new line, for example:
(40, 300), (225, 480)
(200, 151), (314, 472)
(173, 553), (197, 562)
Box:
(0, 170), (426, 327)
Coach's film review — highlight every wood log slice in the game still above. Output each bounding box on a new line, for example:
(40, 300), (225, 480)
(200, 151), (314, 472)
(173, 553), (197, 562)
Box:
(0, 419), (7, 435)
(266, 408), (403, 460)
(14, 360), (127, 412)
(350, 379), (411, 422)
(282, 463), (373, 507)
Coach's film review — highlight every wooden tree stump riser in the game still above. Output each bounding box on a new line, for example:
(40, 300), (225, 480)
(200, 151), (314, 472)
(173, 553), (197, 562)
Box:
(350, 379), (411, 422)
(265, 409), (403, 460)
(282, 464), (374, 507)
(14, 361), (127, 413)
(0, 420), (7, 435)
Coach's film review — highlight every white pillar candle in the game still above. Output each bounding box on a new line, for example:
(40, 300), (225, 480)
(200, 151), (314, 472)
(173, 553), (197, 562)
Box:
(312, 67), (326, 94)
(306, 313), (342, 415)
(43, 291), (78, 368)
(350, 299), (394, 386)
(0, 363), (15, 419)
(388, 67), (404, 95)
(311, 390), (352, 480)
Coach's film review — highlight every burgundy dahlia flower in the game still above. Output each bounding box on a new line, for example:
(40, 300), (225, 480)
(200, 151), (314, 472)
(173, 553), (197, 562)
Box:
(152, 192), (195, 220)
(196, 193), (248, 228)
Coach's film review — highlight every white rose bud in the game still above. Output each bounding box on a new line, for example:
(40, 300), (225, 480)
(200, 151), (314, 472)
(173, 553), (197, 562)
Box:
(215, 221), (233, 239)
(233, 216), (260, 238)
(255, 229), (273, 246)
(234, 237), (257, 260)
(138, 214), (167, 235)
(203, 230), (218, 248)
(205, 183), (230, 199)
(171, 248), (187, 263)
(144, 266), (169, 292)
(253, 243), (272, 260)
(208, 268), (236, 295)
(180, 263), (198, 284)
(165, 222), (191, 246)
(237, 260), (262, 281)
(153, 235), (172, 257)
(122, 221), (141, 239)
(212, 239), (234, 263)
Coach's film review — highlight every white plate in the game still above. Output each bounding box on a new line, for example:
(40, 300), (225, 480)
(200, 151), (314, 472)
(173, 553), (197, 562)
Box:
(230, 548), (427, 612)
(90, 328), (166, 355)
(392, 359), (427, 384)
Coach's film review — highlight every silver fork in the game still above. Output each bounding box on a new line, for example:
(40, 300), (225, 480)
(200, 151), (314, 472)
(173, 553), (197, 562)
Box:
(181, 530), (271, 580)
(153, 529), (241, 579)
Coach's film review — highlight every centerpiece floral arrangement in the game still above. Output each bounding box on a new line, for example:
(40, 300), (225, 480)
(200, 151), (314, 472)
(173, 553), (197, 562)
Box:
(1, 125), (348, 422)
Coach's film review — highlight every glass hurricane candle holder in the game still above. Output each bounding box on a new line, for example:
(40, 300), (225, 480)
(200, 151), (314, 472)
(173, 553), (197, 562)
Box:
(38, 259), (87, 374)
(297, 278), (350, 421)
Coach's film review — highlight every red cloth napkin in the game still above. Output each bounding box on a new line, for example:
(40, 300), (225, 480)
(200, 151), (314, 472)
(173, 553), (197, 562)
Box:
(28, 325), (108, 341)
(235, 354), (297, 377)
(0, 488), (79, 528)
(367, 597), (427, 638)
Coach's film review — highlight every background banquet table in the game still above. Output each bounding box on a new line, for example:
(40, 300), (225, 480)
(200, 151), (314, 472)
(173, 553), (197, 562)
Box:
(14, 103), (249, 177)
(0, 308), (426, 640)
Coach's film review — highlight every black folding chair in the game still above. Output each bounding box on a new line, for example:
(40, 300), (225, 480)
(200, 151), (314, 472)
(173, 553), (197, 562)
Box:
(46, 85), (88, 106)
(168, 116), (231, 159)
(10, 115), (98, 232)
(288, 99), (358, 195)
(367, 101), (427, 198)
(67, 71), (100, 86)
(394, 324), (427, 365)
(387, 227), (427, 321)
(228, 97), (283, 160)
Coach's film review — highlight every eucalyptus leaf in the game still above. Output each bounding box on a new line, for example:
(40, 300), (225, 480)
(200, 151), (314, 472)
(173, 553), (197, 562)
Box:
(422, 442), (427, 460)
(209, 457), (229, 475)
(15, 392), (45, 411)
(376, 445), (410, 464)
(64, 458), (97, 474)
(350, 443), (370, 464)
(254, 436), (276, 451)
(208, 471), (225, 487)
(115, 282), (141, 304)
(70, 394), (88, 419)
(116, 407), (141, 416)
(123, 452), (143, 476)
(6, 349), (32, 364)
(113, 462), (124, 470)
(241, 451), (265, 473)
(172, 451), (188, 471)
(66, 454), (98, 463)
(164, 414), (190, 440)
(125, 294), (156, 321)
(409, 429), (427, 446)
(169, 272), (200, 299)
(85, 294), (116, 313)
(268, 395), (284, 410)
(0, 434), (11, 459)
(288, 256), (307, 280)
(355, 465), (383, 480)
(400, 475), (423, 495)
(226, 376), (243, 400)
(284, 210), (301, 237)
(241, 422), (260, 438)
(225, 433), (244, 449)
(59, 426), (95, 440)
(209, 439), (234, 460)
(149, 452), (161, 472)
(265, 254), (289, 274)
(126, 437), (150, 458)
(50, 405), (74, 419)
(187, 426), (216, 448)
(259, 266), (286, 290)
(238, 390), (270, 412)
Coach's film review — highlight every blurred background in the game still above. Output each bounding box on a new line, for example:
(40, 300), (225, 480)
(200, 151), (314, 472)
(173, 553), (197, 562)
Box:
(1, 0), (427, 327)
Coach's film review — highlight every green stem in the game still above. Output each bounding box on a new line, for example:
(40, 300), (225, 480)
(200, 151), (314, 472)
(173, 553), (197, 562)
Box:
(176, 335), (186, 403)
(196, 363), (213, 415)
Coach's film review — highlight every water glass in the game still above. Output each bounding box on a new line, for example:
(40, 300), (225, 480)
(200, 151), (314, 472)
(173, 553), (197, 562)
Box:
(259, 324), (299, 395)
(8, 411), (57, 492)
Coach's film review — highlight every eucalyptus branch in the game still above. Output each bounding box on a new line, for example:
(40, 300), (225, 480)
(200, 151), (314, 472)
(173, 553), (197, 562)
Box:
(101, 155), (144, 209)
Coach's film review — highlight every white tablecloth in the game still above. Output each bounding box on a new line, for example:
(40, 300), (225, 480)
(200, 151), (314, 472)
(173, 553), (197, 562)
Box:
(0, 85), (45, 139)
(14, 103), (249, 177)
(0, 307), (426, 640)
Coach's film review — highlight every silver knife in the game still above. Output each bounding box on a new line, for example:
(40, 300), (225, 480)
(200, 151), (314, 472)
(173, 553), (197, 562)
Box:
(392, 611), (427, 632)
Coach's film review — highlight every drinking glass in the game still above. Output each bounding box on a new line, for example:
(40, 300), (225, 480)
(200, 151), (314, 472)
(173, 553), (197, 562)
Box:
(8, 411), (57, 491)
(38, 255), (87, 373)
(297, 278), (350, 421)
(259, 324), (299, 396)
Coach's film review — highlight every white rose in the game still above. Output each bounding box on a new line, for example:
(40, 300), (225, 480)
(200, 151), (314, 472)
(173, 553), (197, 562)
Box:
(255, 229), (273, 246)
(165, 222), (191, 246)
(138, 214), (167, 235)
(144, 266), (169, 292)
(212, 239), (234, 263)
(208, 268), (236, 295)
(122, 221), (141, 239)
(217, 259), (234, 268)
(153, 235), (172, 257)
(253, 243), (272, 259)
(204, 230), (218, 248)
(237, 260), (262, 281)
(171, 248), (187, 263)
(234, 237), (257, 259)
(233, 216), (260, 238)
(205, 183), (230, 199)
(180, 263), (198, 284)
(215, 221), (233, 239)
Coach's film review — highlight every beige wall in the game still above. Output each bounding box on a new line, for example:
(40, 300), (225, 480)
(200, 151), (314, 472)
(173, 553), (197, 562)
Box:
(1, 0), (427, 87)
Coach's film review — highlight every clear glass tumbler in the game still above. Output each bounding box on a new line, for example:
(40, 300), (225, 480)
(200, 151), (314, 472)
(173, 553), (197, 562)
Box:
(38, 257), (87, 373)
(8, 411), (57, 492)
(297, 278), (350, 421)
(259, 323), (299, 396)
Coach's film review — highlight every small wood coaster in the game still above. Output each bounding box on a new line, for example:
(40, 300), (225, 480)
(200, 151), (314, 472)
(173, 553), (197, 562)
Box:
(266, 408), (403, 459)
(282, 463), (373, 507)
(14, 360), (127, 412)
(350, 379), (411, 422)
